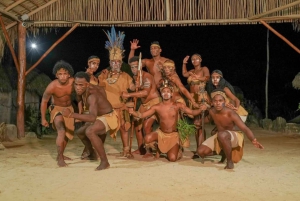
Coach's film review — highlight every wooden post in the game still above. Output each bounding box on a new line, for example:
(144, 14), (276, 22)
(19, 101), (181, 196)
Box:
(17, 22), (26, 138)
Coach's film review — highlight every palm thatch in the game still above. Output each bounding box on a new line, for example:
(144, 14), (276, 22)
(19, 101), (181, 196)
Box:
(25, 69), (52, 96)
(0, 63), (12, 92)
(292, 72), (300, 89)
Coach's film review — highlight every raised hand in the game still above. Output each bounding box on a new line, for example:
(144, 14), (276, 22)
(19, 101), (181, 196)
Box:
(183, 56), (190, 64)
(130, 39), (141, 50)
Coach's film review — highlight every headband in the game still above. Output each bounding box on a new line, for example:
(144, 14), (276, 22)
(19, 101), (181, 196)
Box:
(211, 91), (226, 99)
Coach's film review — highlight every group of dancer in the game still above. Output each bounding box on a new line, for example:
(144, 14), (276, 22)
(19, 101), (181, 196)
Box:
(40, 27), (263, 171)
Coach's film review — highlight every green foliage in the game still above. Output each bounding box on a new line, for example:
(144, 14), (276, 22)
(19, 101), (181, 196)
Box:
(177, 118), (196, 141)
(25, 105), (51, 137)
(297, 103), (300, 112)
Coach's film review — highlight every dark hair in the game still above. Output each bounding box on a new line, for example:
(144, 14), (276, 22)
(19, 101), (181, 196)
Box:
(151, 41), (160, 46)
(88, 55), (100, 62)
(52, 60), (74, 76)
(128, 56), (139, 63)
(74, 71), (90, 82)
(212, 69), (223, 77)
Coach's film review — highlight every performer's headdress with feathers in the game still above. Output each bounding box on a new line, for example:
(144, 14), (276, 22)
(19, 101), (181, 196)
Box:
(103, 26), (125, 61)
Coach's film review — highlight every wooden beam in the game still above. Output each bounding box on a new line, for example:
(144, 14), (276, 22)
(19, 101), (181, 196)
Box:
(5, 0), (58, 29)
(26, 23), (80, 75)
(165, 0), (170, 23)
(0, 15), (20, 73)
(5, 0), (26, 11)
(249, 0), (300, 20)
(0, 8), (21, 22)
(260, 20), (300, 54)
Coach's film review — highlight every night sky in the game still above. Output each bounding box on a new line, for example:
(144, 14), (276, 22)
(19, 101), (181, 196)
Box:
(26, 23), (300, 120)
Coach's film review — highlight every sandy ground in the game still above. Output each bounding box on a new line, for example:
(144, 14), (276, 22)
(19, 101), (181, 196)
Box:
(0, 124), (300, 201)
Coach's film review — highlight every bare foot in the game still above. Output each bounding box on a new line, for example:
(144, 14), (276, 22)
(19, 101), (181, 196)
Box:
(132, 149), (141, 155)
(224, 161), (234, 169)
(57, 159), (68, 167)
(63, 155), (72, 160)
(142, 153), (154, 158)
(57, 155), (72, 161)
(95, 161), (110, 171)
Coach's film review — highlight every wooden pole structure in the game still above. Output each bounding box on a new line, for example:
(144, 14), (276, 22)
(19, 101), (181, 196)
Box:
(265, 29), (270, 119)
(260, 20), (300, 54)
(249, 0), (300, 20)
(17, 22), (26, 138)
(26, 23), (80, 75)
(0, 15), (20, 73)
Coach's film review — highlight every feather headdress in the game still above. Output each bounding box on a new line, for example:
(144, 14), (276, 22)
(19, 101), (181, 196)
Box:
(103, 26), (125, 61)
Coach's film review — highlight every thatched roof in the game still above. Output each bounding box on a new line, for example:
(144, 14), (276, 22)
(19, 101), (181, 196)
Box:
(0, 0), (299, 50)
(0, 1), (300, 29)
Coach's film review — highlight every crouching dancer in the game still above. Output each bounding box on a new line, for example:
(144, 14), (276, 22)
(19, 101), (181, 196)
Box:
(62, 72), (119, 170)
(197, 89), (264, 169)
(128, 80), (205, 161)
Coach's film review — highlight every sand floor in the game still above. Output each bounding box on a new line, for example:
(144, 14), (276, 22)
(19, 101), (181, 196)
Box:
(0, 125), (300, 201)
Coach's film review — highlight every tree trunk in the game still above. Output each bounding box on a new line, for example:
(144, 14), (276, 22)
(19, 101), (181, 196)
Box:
(17, 23), (26, 138)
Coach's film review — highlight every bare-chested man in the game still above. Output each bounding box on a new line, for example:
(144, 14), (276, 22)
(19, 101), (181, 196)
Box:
(197, 89), (264, 169)
(40, 60), (76, 167)
(129, 40), (169, 88)
(62, 72), (119, 171)
(128, 82), (205, 161)
(122, 56), (161, 154)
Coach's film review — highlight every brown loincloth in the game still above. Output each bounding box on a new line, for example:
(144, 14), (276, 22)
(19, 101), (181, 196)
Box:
(96, 110), (120, 139)
(157, 128), (180, 154)
(137, 97), (161, 128)
(50, 105), (74, 140)
(202, 130), (244, 163)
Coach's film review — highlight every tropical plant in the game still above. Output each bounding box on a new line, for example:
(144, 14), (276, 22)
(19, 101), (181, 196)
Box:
(177, 118), (196, 142)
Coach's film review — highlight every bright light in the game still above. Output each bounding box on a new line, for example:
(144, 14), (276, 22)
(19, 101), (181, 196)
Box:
(31, 43), (37, 49)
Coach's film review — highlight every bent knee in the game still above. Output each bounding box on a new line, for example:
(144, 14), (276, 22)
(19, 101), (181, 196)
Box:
(168, 156), (177, 162)
(197, 145), (211, 157)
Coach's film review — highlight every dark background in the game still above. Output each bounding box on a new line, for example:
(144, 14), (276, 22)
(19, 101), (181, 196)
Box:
(25, 23), (300, 120)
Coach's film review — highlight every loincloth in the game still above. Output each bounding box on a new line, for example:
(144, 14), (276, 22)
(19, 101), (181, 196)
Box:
(114, 106), (131, 134)
(202, 130), (244, 163)
(50, 105), (74, 140)
(237, 106), (248, 122)
(96, 110), (120, 139)
(137, 97), (161, 124)
(157, 128), (179, 153)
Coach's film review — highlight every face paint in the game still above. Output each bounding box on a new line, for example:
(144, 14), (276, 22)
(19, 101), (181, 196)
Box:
(162, 92), (171, 99)
(212, 74), (221, 86)
(110, 60), (121, 72)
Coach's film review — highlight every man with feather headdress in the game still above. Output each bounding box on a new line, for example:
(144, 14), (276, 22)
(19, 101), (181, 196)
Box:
(98, 26), (136, 157)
